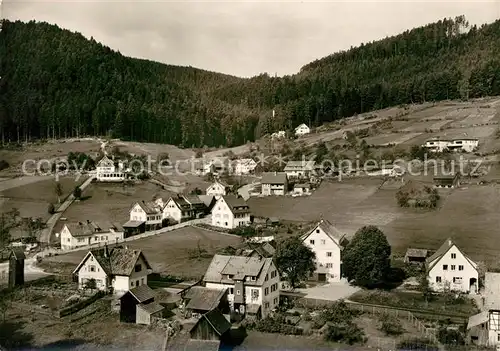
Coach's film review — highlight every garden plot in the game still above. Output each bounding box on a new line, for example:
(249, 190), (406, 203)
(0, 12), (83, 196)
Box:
(451, 108), (497, 127)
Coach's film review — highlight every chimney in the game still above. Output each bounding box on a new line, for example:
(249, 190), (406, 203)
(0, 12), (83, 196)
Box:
(448, 238), (452, 246)
(87, 219), (91, 224)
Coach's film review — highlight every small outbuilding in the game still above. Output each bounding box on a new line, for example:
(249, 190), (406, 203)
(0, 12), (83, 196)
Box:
(189, 308), (231, 341)
(293, 183), (311, 195)
(120, 284), (163, 324)
(433, 172), (460, 188)
(404, 248), (429, 264)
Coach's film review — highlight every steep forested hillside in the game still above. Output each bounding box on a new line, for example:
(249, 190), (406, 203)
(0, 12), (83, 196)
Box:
(1, 16), (500, 148)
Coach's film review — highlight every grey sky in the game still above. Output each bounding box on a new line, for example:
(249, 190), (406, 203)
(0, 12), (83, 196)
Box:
(4, 1), (500, 77)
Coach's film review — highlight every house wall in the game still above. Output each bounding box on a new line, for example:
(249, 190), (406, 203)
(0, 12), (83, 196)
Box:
(295, 126), (310, 136)
(60, 226), (124, 251)
(163, 199), (182, 222)
(190, 317), (221, 341)
(211, 198), (235, 229)
(205, 263), (280, 319)
(261, 184), (286, 196)
(207, 183), (227, 197)
(128, 255), (149, 288)
(136, 305), (161, 325)
(428, 245), (478, 293)
(130, 204), (147, 222)
(97, 161), (125, 182)
(467, 324), (489, 346)
(77, 254), (109, 290)
(113, 275), (131, 293)
(233, 213), (251, 228)
(488, 311), (500, 346)
(302, 226), (342, 282)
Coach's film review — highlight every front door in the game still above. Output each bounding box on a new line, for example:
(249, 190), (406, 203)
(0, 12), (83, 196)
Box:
(318, 273), (327, 282)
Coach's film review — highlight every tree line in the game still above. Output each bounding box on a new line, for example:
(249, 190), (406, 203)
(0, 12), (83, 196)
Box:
(1, 16), (500, 148)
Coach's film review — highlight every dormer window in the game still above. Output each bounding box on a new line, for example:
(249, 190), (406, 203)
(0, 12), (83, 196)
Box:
(250, 276), (256, 282)
(227, 274), (234, 279)
(135, 264), (142, 272)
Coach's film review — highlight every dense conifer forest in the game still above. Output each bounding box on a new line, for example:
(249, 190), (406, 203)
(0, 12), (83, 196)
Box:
(1, 16), (500, 147)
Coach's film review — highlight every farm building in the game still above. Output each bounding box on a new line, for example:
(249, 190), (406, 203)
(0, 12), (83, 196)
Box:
(294, 123), (311, 136)
(8, 248), (25, 288)
(293, 183), (311, 195)
(127, 201), (162, 232)
(426, 238), (478, 293)
(180, 286), (230, 319)
(261, 172), (288, 196)
(404, 248), (429, 264)
(424, 138), (479, 153)
(96, 155), (126, 182)
(283, 160), (316, 179)
(189, 308), (231, 341)
(119, 284), (163, 324)
(433, 172), (460, 188)
(162, 194), (209, 223)
(59, 221), (124, 251)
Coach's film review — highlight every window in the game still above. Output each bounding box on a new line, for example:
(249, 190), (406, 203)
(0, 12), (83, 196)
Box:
(131, 281), (134, 287)
(497, 334), (500, 342)
(265, 274), (269, 281)
(135, 264), (142, 272)
(236, 290), (241, 295)
(326, 263), (333, 268)
(229, 288), (234, 294)
(274, 297), (279, 305)
(250, 276), (256, 281)
(309, 240), (315, 245)
(459, 265), (464, 271)
(89, 265), (96, 272)
(265, 287), (269, 296)
(436, 276), (442, 283)
(451, 253), (456, 259)
(316, 229), (320, 233)
(136, 280), (139, 286)
(451, 265), (456, 270)
(264, 302), (270, 309)
(453, 277), (462, 284)
(141, 278), (144, 284)
(326, 252), (332, 257)
(443, 265), (448, 270)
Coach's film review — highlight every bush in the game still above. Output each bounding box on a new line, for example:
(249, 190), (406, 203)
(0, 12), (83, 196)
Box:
(0, 160), (9, 171)
(47, 203), (55, 214)
(437, 327), (465, 345)
(397, 337), (439, 350)
(324, 321), (366, 345)
(251, 314), (303, 335)
(73, 186), (82, 199)
(378, 313), (404, 336)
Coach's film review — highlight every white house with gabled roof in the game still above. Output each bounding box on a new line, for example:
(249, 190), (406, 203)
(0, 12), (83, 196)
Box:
(73, 246), (153, 295)
(96, 155), (126, 182)
(294, 123), (311, 136)
(211, 195), (250, 229)
(426, 238), (479, 293)
(233, 158), (257, 175)
(206, 180), (231, 198)
(301, 219), (346, 282)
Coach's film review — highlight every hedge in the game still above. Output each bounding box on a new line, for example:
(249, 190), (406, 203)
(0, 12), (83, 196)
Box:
(57, 291), (105, 318)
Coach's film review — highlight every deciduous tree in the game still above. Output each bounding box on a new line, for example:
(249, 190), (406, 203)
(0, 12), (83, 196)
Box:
(275, 236), (316, 288)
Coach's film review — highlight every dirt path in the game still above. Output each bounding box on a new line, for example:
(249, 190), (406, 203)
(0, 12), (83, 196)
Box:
(40, 176), (94, 244)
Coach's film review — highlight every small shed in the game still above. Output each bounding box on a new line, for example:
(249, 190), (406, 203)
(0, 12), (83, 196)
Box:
(122, 220), (146, 237)
(9, 248), (25, 288)
(266, 217), (280, 226)
(136, 302), (164, 325)
(466, 311), (489, 346)
(120, 284), (156, 323)
(293, 183), (311, 195)
(434, 172), (460, 188)
(183, 287), (230, 318)
(404, 248), (429, 264)
(189, 308), (231, 341)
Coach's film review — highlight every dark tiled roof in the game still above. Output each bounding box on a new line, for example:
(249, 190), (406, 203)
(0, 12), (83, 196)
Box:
(200, 309), (231, 336)
(224, 195), (247, 208)
(426, 238), (475, 271)
(126, 284), (155, 303)
(301, 219), (345, 245)
(65, 221), (107, 237)
(405, 248), (429, 258)
(75, 247), (152, 277)
(185, 287), (227, 311)
(261, 172), (287, 185)
(138, 302), (164, 314)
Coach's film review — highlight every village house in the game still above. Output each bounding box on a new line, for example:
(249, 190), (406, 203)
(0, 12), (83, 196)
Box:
(434, 171), (460, 188)
(211, 195), (251, 229)
(293, 183), (311, 195)
(237, 242), (276, 259)
(294, 123), (311, 136)
(95, 155), (126, 182)
(404, 248), (429, 264)
(233, 158), (257, 175)
(124, 201), (162, 235)
(424, 138), (479, 153)
(426, 238), (478, 293)
(261, 172), (288, 196)
(467, 272), (500, 347)
(206, 180), (231, 198)
(271, 130), (286, 139)
(180, 286), (230, 319)
(203, 254), (280, 320)
(200, 157), (233, 176)
(185, 309), (232, 351)
(59, 221), (124, 250)
(283, 160), (316, 179)
(162, 194), (208, 223)
(119, 284), (164, 324)
(73, 246), (153, 295)
(301, 219), (346, 282)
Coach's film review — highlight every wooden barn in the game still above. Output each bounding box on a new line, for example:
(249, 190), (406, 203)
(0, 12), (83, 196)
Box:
(189, 308), (231, 341)
(119, 284), (163, 324)
(9, 248), (25, 288)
